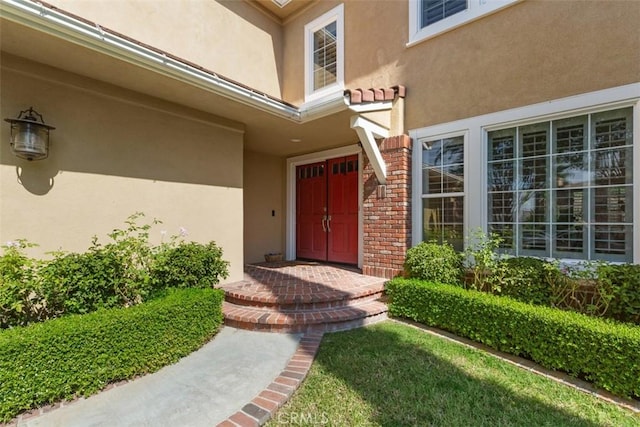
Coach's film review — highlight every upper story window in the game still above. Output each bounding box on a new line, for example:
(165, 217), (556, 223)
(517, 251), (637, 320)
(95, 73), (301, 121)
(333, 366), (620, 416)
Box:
(304, 4), (344, 102)
(422, 0), (468, 27)
(408, 0), (519, 46)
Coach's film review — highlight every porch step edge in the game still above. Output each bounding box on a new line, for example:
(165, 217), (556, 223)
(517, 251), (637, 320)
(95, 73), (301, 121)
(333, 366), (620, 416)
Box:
(223, 287), (384, 309)
(222, 300), (388, 333)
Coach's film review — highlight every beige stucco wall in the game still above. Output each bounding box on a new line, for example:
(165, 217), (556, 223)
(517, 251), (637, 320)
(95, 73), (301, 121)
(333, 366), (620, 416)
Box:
(243, 150), (284, 263)
(44, 0), (284, 98)
(1, 54), (245, 283)
(283, 0), (640, 128)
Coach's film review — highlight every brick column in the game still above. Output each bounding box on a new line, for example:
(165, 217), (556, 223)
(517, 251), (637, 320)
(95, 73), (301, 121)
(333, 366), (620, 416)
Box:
(362, 134), (412, 279)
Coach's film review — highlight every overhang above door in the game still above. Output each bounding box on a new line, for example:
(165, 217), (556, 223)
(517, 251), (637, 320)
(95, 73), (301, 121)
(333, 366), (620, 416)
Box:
(346, 86), (406, 185)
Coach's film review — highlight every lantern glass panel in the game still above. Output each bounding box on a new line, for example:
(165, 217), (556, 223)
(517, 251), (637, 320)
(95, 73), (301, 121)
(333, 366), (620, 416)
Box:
(11, 122), (49, 160)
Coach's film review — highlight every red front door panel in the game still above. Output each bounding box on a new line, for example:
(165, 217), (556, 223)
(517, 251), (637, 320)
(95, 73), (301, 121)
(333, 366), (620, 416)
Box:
(296, 162), (327, 260)
(327, 156), (359, 264)
(296, 156), (358, 265)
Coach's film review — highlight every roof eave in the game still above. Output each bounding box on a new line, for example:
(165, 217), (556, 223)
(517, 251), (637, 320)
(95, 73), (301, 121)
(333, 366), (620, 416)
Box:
(1, 0), (317, 122)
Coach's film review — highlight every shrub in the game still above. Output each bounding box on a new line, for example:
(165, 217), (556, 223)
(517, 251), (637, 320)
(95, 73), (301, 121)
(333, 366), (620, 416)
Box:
(463, 230), (505, 292)
(1, 213), (231, 328)
(497, 257), (555, 305)
(89, 212), (158, 305)
(0, 288), (224, 422)
(597, 263), (640, 325)
(38, 250), (128, 317)
(151, 241), (229, 290)
(386, 278), (640, 399)
(404, 241), (463, 285)
(547, 261), (623, 319)
(0, 241), (45, 328)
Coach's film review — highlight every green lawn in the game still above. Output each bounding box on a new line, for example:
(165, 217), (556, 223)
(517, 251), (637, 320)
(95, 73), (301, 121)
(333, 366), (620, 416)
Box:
(270, 321), (640, 427)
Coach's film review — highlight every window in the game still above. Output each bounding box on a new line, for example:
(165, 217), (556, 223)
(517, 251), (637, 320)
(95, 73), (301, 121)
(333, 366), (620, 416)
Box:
(421, 136), (465, 251)
(411, 84), (638, 263)
(422, 0), (468, 27)
(408, 0), (518, 46)
(304, 4), (344, 101)
(487, 108), (634, 262)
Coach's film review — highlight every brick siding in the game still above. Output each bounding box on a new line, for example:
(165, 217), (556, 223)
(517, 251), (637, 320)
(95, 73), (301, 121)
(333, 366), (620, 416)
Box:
(362, 134), (412, 279)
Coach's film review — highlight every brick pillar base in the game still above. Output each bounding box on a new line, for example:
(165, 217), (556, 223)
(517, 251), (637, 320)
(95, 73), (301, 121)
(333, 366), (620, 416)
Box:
(362, 135), (412, 279)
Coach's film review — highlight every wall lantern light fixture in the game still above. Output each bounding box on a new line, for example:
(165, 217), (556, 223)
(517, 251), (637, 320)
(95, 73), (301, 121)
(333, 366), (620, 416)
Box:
(4, 107), (55, 161)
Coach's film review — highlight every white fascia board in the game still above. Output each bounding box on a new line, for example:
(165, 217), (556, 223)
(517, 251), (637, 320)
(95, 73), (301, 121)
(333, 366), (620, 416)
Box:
(299, 94), (350, 121)
(348, 101), (394, 114)
(350, 115), (389, 184)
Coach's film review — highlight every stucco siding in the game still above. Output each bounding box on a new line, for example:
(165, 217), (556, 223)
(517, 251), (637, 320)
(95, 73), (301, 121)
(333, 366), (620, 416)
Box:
(1, 54), (245, 283)
(283, 0), (640, 129)
(44, 0), (284, 98)
(243, 150), (285, 264)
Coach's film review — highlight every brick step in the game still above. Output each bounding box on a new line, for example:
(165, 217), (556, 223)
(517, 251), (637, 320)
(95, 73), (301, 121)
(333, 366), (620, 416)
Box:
(221, 280), (385, 310)
(222, 299), (388, 333)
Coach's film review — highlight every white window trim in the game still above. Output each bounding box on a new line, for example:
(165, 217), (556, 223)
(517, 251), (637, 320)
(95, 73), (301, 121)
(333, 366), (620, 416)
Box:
(410, 83), (640, 264)
(304, 4), (345, 102)
(285, 144), (363, 267)
(408, 0), (520, 47)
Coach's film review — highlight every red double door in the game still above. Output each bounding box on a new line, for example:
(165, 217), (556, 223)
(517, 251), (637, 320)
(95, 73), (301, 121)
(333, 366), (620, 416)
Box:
(296, 155), (359, 265)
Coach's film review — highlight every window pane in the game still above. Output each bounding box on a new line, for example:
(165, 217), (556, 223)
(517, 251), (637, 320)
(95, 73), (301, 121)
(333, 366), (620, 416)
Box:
(554, 189), (585, 223)
(593, 147), (632, 186)
(489, 223), (514, 250)
(520, 123), (548, 158)
(520, 157), (548, 190)
(594, 186), (630, 223)
(313, 22), (338, 90)
(554, 152), (588, 188)
(553, 188), (586, 258)
(553, 224), (584, 256)
(488, 161), (514, 191)
(554, 116), (587, 153)
(593, 225), (631, 258)
(442, 137), (464, 165)
(423, 166), (441, 194)
(422, 136), (464, 195)
(518, 190), (547, 223)
(521, 224), (549, 252)
(443, 164), (464, 193)
(423, 197), (463, 251)
(422, 139), (443, 167)
(593, 109), (632, 149)
(488, 192), (514, 223)
(488, 128), (515, 161)
(422, 0), (467, 27)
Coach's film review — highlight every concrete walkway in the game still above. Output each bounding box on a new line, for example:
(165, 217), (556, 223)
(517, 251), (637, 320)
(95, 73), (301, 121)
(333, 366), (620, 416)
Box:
(18, 327), (302, 427)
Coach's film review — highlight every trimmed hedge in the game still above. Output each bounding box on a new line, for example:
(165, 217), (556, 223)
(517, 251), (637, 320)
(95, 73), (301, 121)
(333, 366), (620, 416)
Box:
(0, 288), (224, 422)
(386, 278), (640, 399)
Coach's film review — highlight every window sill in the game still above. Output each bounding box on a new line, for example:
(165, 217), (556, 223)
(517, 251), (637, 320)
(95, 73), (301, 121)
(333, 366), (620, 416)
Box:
(303, 84), (345, 106)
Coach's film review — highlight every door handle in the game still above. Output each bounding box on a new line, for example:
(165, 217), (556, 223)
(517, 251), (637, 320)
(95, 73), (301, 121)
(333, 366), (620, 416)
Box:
(326, 215), (331, 232)
(321, 216), (327, 232)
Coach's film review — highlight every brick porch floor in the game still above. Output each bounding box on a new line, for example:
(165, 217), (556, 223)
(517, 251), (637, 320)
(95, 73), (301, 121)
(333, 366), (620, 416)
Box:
(219, 262), (388, 333)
